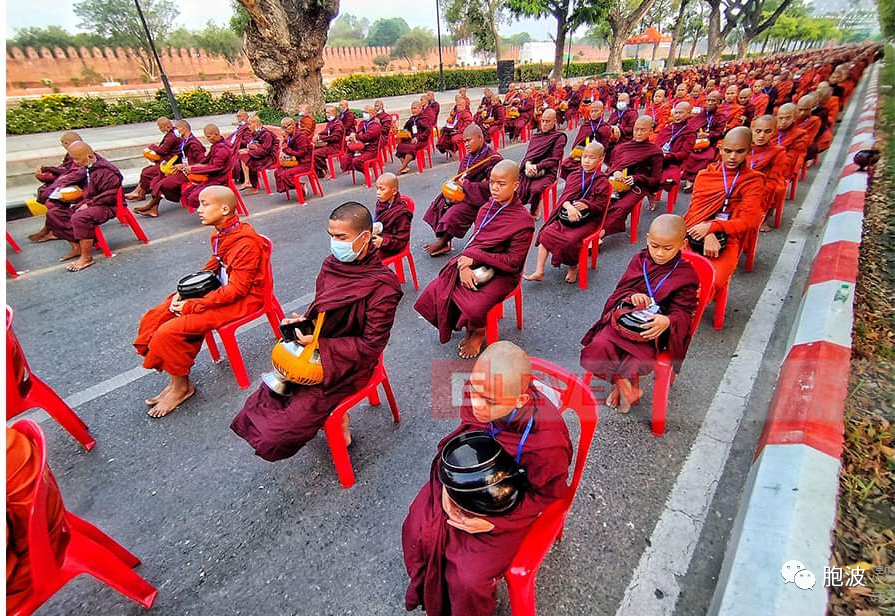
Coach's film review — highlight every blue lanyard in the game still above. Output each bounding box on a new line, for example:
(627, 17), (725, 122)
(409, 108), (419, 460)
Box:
(212, 220), (240, 257)
(588, 118), (603, 138)
(642, 255), (681, 302)
(721, 165), (740, 209)
(488, 408), (535, 464)
(465, 199), (508, 247)
(667, 123), (685, 144)
(180, 139), (187, 160)
(462, 146), (489, 171)
(580, 170), (598, 199)
(705, 113), (714, 130)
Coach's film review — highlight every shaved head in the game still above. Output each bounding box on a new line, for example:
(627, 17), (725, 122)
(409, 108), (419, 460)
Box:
(492, 159), (520, 181)
(463, 123), (485, 153)
(330, 201), (373, 233)
(650, 214), (686, 241)
(68, 141), (93, 160)
(197, 185), (237, 226)
(776, 103), (797, 130)
(581, 141), (605, 172)
(377, 171), (398, 190)
(753, 114), (776, 129)
(157, 117), (173, 131)
(469, 341), (532, 421)
(725, 126), (752, 146)
(203, 123), (222, 141)
(375, 172), (399, 203)
(490, 159), (521, 203)
(60, 131), (82, 148)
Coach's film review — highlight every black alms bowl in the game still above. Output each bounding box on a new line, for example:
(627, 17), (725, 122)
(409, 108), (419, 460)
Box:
(438, 431), (527, 516)
(177, 271), (221, 299)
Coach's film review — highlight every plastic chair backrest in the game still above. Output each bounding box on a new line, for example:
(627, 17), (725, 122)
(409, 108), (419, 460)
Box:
(680, 252), (716, 332)
(400, 195), (416, 215)
(529, 357), (598, 505)
(6, 306), (32, 414)
(257, 234), (276, 309)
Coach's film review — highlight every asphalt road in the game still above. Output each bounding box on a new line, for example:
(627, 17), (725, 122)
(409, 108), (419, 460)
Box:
(5, 93), (861, 616)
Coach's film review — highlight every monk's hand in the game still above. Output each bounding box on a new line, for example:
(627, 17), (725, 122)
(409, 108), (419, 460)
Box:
(459, 267), (478, 291)
(76, 203), (89, 211)
(169, 294), (186, 315)
(630, 293), (652, 308)
(687, 222), (713, 241)
(641, 314), (671, 340)
(281, 313), (305, 326)
(622, 175), (634, 187)
(448, 513), (495, 534)
(702, 233), (722, 258)
(372, 235), (383, 249)
(563, 203), (581, 222)
(457, 256), (474, 270)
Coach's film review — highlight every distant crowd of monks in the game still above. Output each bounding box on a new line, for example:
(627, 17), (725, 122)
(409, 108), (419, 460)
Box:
(14, 41), (881, 616)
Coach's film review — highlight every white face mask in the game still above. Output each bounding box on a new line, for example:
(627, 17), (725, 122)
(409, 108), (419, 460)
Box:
(238, 120), (246, 125)
(173, 129), (182, 138)
(326, 114), (335, 121)
(362, 112), (371, 121)
(616, 102), (628, 111)
(330, 232), (367, 263)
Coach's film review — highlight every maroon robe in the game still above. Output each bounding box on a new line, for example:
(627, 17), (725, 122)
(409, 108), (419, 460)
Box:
(45, 155), (123, 242)
(338, 109), (357, 136)
(508, 97), (534, 139)
(518, 130), (567, 214)
(436, 109), (474, 154)
(475, 105), (505, 144)
(242, 128), (278, 187)
(375, 192), (413, 259)
(274, 129), (313, 193)
(423, 146), (503, 240)
(607, 107), (639, 141)
(415, 197), (534, 343)
(182, 140), (234, 211)
(36, 154), (87, 206)
(681, 110), (727, 181)
(377, 111), (394, 149)
(340, 119), (382, 172)
(138, 130), (181, 193)
(559, 118), (613, 179)
(396, 114), (433, 157)
(580, 249), (699, 379)
(402, 385), (573, 616)
(230, 250), (403, 461)
(603, 140), (663, 236)
(313, 119), (346, 176)
(227, 123), (253, 149)
(654, 120), (697, 185)
(150, 135), (207, 202)
(536, 169), (611, 267)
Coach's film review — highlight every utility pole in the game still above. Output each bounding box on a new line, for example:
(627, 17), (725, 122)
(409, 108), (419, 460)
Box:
(435, 0), (446, 91)
(134, 0), (181, 119)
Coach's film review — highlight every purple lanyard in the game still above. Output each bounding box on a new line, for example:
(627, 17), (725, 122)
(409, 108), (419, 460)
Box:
(721, 165), (740, 210)
(466, 199), (508, 248)
(642, 256), (681, 302)
(705, 113), (714, 130)
(462, 146), (489, 172)
(580, 170), (598, 199)
(667, 123), (685, 145)
(488, 408), (535, 464)
(749, 147), (765, 170)
(587, 119), (603, 140)
(212, 220), (240, 258)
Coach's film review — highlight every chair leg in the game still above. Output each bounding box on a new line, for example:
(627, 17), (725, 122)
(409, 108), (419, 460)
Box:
(629, 198), (642, 245)
(260, 169), (272, 195)
(773, 193), (784, 228)
(204, 332), (222, 362)
(218, 328), (251, 388)
(7, 233), (22, 253)
(485, 311), (499, 344)
(578, 245), (588, 290)
(7, 259), (18, 278)
(64, 532), (158, 609)
(514, 288), (523, 330)
(713, 284), (729, 331)
(744, 232), (757, 273)
(368, 384), (382, 406)
(406, 253), (419, 290)
(94, 227), (112, 258)
(294, 180), (306, 205)
(506, 570), (537, 616)
(323, 409), (355, 489)
(25, 375), (96, 451)
(120, 209), (149, 243)
(67, 514), (141, 567)
(651, 361), (673, 436)
(667, 185), (679, 213)
(265, 308), (282, 336)
(380, 369), (400, 423)
(328, 157), (337, 180)
(391, 258), (406, 284)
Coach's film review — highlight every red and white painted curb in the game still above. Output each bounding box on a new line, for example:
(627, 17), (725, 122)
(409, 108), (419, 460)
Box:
(710, 64), (879, 615)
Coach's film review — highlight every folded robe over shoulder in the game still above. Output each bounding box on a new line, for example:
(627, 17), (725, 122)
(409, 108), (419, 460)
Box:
(375, 192), (413, 259)
(536, 169), (611, 267)
(518, 130), (567, 210)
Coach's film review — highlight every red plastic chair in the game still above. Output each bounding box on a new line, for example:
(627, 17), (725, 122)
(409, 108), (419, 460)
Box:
(6, 259), (18, 278)
(742, 228), (759, 273)
(628, 193), (648, 245)
(576, 188), (613, 291)
(8, 230), (22, 253)
(225, 176), (251, 217)
(381, 196), (419, 290)
(7, 232), (21, 278)
(455, 138), (468, 160)
(350, 152), (384, 188)
(322, 355), (399, 489)
(203, 236), (285, 388)
(504, 358), (598, 615)
(6, 306), (95, 451)
(485, 283), (523, 344)
(8, 420), (157, 615)
(567, 112), (580, 130)
(772, 189), (785, 229)
(491, 126), (508, 152)
(539, 182), (557, 221)
(93, 188), (150, 258)
(415, 144), (433, 174)
(256, 142), (278, 195)
(285, 150), (325, 205)
(584, 252), (715, 435)
(520, 124), (532, 143)
(654, 182), (680, 213)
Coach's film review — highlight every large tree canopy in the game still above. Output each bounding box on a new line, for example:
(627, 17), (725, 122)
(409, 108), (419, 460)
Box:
(366, 17), (411, 47)
(444, 0), (510, 60)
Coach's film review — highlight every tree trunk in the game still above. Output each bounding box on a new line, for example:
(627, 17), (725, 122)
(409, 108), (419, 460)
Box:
(688, 35), (698, 59)
(553, 10), (567, 79)
(705, 0), (725, 64)
(736, 36), (750, 60)
(607, 25), (626, 73)
(665, 0), (690, 68)
(651, 41), (659, 61)
(238, 0), (338, 114)
(760, 32), (770, 54)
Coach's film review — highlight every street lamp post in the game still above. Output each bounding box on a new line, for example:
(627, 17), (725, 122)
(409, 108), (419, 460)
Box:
(435, 0), (445, 91)
(134, 0), (181, 119)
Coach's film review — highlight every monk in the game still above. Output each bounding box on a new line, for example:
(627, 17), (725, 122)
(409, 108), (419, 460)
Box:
(415, 160), (534, 360)
(680, 91), (726, 190)
(231, 202), (403, 459)
(133, 186), (267, 417)
(296, 103), (316, 134)
(720, 85), (746, 129)
(402, 341), (573, 616)
(372, 173), (413, 259)
(748, 115), (789, 232)
(518, 109), (567, 217)
(559, 101), (612, 179)
(181, 124), (234, 213)
(238, 115), (277, 193)
(341, 105), (382, 173)
(749, 80), (769, 117)
(136, 119), (206, 217)
(644, 88), (670, 131)
(338, 100), (357, 136)
(273, 116), (313, 196)
(737, 88), (756, 128)
(607, 92), (639, 142)
(524, 142), (611, 284)
(507, 88), (534, 141)
(29, 130), (86, 243)
(655, 102), (696, 196)
(603, 116), (663, 238)
(313, 105), (346, 177)
(126, 117), (179, 202)
(796, 94), (823, 164)
(580, 214), (699, 413)
(774, 103), (810, 181)
(396, 101), (434, 175)
(423, 125), (503, 257)
(683, 127), (765, 299)
(45, 141), (123, 272)
(813, 85), (836, 153)
(375, 100), (394, 145)
(436, 97), (474, 157)
(227, 110), (253, 182)
(6, 426), (67, 614)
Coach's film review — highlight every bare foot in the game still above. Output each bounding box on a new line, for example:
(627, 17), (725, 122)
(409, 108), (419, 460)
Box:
(616, 379), (643, 415)
(238, 183), (253, 191)
(523, 271), (544, 281)
(605, 384), (620, 409)
(59, 247), (81, 262)
(28, 230), (57, 243)
(67, 258), (95, 272)
(243, 187), (259, 195)
(145, 383), (173, 406)
(397, 167), (411, 175)
(760, 223), (772, 232)
(148, 383), (196, 418)
(425, 243), (452, 257)
(458, 330), (485, 360)
(564, 266), (578, 284)
(342, 414), (352, 448)
(136, 206), (159, 217)
(125, 192), (146, 202)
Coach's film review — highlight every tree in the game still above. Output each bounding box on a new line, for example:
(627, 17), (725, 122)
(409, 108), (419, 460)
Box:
(391, 27), (437, 68)
(326, 13), (369, 47)
(506, 0), (573, 79)
(598, 0), (662, 73)
(680, 0), (707, 58)
(73, 0), (178, 79)
(230, 0), (251, 35)
(665, 0), (692, 67)
(7, 26), (102, 49)
(237, 0), (338, 114)
(703, 0), (792, 64)
(502, 32), (533, 45)
(165, 28), (196, 49)
(733, 0), (795, 59)
(366, 17), (410, 47)
(444, 0), (510, 61)
(640, 0), (673, 59)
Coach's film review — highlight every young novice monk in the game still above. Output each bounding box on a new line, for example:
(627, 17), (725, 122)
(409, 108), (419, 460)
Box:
(747, 115), (789, 232)
(371, 172), (413, 259)
(580, 214), (699, 413)
(133, 185), (268, 417)
(524, 142), (611, 284)
(402, 341), (573, 616)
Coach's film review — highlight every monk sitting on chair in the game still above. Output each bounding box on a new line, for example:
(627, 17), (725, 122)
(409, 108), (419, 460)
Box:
(795, 94), (823, 166)
(181, 124), (234, 213)
(29, 130), (86, 243)
(579, 214), (699, 414)
(45, 141), (123, 272)
(415, 160), (534, 360)
(774, 103), (810, 185)
(680, 91), (726, 191)
(518, 109), (567, 217)
(133, 186), (268, 417)
(396, 101), (434, 175)
(747, 115), (788, 232)
(372, 173), (413, 259)
(423, 125), (503, 257)
(341, 106), (382, 174)
(683, 127), (765, 301)
(436, 96), (474, 157)
(273, 116), (313, 197)
(136, 119), (206, 218)
(239, 115), (277, 193)
(231, 202), (403, 460)
(126, 117), (180, 202)
(559, 101), (611, 180)
(720, 85), (746, 130)
(402, 341), (573, 616)
(313, 105), (346, 178)
(645, 88), (670, 131)
(651, 101), (696, 209)
(524, 142), (611, 284)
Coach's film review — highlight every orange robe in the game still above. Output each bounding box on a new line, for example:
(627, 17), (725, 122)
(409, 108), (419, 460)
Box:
(720, 102), (746, 129)
(684, 163), (765, 296)
(133, 218), (268, 376)
(815, 97), (840, 152)
(775, 126), (811, 179)
(750, 93), (769, 116)
(747, 144), (789, 213)
(6, 428), (66, 613)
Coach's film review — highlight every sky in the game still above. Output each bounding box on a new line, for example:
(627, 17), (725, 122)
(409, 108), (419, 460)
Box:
(5, 0), (555, 40)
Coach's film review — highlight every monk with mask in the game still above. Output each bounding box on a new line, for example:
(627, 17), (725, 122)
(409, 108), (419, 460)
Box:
(654, 102), (696, 198)
(580, 214), (699, 413)
(136, 119), (206, 217)
(45, 141), (123, 272)
(396, 101), (434, 175)
(559, 101), (612, 179)
(680, 91), (726, 191)
(181, 124), (234, 213)
(273, 116), (313, 196)
(231, 202), (403, 459)
(683, 127), (765, 300)
(372, 173), (413, 259)
(402, 341), (573, 616)
(415, 160), (535, 360)
(607, 92), (639, 142)
(126, 117), (179, 202)
(238, 115), (277, 193)
(524, 142), (611, 284)
(602, 116), (663, 238)
(133, 186), (267, 417)
(313, 105), (346, 177)
(29, 131), (86, 243)
(747, 115), (789, 232)
(518, 109), (567, 217)
(423, 125), (503, 257)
